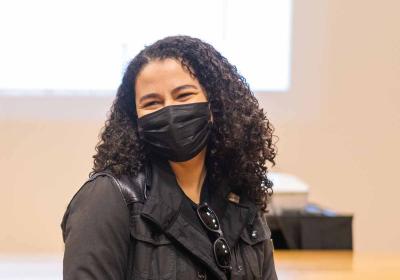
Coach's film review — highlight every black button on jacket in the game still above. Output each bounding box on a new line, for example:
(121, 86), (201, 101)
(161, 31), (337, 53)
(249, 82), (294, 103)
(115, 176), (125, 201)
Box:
(61, 157), (278, 279)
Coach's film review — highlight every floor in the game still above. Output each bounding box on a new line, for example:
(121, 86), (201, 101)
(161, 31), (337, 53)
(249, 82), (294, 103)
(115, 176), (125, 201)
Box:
(0, 255), (62, 279)
(0, 250), (399, 279)
(274, 250), (400, 280)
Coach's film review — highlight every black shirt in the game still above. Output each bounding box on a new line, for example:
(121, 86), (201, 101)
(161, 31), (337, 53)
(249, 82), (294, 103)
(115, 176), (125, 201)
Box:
(175, 169), (213, 237)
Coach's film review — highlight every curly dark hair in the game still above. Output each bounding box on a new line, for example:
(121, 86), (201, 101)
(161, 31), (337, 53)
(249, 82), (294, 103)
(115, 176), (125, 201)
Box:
(90, 35), (278, 211)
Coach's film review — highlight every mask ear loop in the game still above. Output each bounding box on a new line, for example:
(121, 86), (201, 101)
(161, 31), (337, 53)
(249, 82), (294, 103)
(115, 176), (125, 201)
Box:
(208, 117), (213, 129)
(207, 104), (214, 125)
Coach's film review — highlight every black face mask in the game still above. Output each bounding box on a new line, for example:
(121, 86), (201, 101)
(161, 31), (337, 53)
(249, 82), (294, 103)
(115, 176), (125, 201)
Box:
(137, 101), (212, 162)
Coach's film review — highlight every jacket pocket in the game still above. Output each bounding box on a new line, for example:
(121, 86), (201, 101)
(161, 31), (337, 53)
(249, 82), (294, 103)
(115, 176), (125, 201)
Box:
(238, 213), (272, 279)
(129, 215), (176, 280)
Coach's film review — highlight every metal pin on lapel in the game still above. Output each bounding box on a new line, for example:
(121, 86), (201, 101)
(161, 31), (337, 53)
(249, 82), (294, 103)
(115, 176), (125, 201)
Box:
(227, 192), (240, 204)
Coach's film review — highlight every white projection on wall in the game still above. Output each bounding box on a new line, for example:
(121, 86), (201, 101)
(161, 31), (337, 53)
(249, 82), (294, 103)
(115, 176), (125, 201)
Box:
(0, 0), (292, 94)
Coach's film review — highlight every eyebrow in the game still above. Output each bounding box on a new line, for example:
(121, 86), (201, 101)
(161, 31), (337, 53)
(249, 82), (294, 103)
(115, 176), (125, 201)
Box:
(139, 84), (198, 103)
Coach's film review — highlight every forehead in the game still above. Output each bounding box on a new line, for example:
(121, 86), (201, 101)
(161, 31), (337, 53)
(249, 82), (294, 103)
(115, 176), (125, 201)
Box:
(135, 58), (199, 96)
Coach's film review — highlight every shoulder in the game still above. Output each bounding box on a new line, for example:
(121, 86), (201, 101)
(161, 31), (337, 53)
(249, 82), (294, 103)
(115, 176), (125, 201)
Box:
(67, 168), (147, 209)
(69, 173), (126, 210)
(61, 173), (133, 279)
(247, 208), (272, 242)
(60, 173), (129, 241)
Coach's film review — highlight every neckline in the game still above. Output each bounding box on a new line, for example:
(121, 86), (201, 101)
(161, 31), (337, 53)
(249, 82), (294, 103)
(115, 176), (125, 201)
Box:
(179, 171), (210, 207)
(151, 154), (210, 207)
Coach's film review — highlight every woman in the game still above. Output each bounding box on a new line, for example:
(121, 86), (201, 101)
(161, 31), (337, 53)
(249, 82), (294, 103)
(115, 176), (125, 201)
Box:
(61, 35), (278, 280)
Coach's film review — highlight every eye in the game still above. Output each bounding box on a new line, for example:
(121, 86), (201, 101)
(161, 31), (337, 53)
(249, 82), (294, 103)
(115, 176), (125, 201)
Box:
(143, 101), (159, 107)
(178, 92), (193, 98)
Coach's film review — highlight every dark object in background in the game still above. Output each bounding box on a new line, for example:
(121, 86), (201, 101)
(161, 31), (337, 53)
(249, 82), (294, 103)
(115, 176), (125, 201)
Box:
(267, 203), (353, 250)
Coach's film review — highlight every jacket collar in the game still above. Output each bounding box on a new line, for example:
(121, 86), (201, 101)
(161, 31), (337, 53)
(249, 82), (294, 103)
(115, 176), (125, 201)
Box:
(140, 156), (259, 280)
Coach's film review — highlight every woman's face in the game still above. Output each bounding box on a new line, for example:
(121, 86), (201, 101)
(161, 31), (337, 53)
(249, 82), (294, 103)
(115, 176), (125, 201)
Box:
(135, 58), (209, 118)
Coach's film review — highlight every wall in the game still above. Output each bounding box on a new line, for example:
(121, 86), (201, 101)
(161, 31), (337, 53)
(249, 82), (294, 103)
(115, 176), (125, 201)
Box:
(0, 0), (399, 254)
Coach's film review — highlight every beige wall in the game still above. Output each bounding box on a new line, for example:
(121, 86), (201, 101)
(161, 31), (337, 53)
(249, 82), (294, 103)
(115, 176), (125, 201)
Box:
(1, 0), (399, 254)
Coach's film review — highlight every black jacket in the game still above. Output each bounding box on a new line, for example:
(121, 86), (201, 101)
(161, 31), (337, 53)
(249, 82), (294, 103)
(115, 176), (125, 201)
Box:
(61, 157), (278, 280)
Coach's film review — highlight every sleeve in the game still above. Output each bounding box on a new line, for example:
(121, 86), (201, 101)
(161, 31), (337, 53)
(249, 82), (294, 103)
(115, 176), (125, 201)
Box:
(60, 175), (131, 280)
(261, 212), (279, 280)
